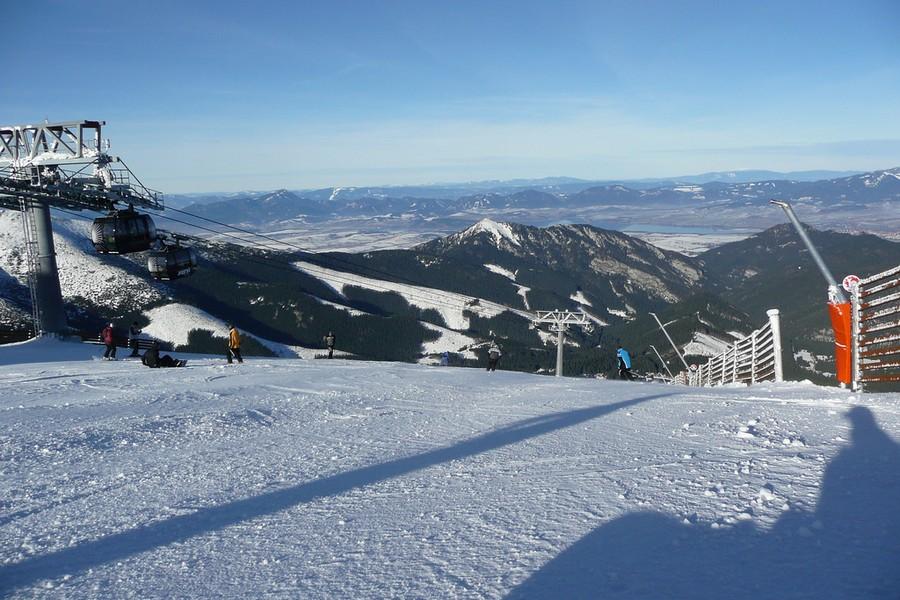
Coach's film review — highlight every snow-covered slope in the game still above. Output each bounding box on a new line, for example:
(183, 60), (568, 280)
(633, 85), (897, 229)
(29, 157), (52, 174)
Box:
(1, 340), (898, 598)
(142, 303), (316, 359)
(295, 260), (531, 330)
(0, 211), (165, 312)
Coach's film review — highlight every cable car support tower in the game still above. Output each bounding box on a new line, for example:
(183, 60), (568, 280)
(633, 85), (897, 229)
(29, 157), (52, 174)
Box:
(532, 310), (592, 377)
(0, 120), (165, 336)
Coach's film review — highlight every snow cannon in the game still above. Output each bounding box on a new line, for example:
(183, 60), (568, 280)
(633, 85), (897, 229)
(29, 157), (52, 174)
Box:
(770, 200), (851, 386)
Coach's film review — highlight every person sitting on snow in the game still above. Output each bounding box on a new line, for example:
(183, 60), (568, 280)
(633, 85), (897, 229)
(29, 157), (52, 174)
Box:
(142, 342), (185, 368)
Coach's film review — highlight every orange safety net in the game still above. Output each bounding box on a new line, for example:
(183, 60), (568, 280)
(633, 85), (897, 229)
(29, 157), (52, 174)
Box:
(828, 302), (852, 385)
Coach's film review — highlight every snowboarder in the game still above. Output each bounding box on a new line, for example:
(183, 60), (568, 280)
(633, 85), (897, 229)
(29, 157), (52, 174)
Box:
(101, 322), (116, 360)
(128, 321), (142, 357)
(142, 342), (186, 368)
(324, 331), (336, 359)
(617, 344), (634, 380)
(487, 341), (502, 372)
(226, 324), (243, 364)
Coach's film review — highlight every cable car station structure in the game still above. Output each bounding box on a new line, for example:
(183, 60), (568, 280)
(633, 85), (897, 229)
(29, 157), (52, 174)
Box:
(0, 120), (196, 336)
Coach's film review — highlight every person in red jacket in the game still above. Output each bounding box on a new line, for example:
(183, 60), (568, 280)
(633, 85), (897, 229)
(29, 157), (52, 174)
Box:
(101, 322), (116, 360)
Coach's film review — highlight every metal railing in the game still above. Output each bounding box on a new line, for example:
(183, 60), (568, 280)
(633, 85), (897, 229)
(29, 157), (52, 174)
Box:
(674, 309), (783, 386)
(851, 264), (900, 391)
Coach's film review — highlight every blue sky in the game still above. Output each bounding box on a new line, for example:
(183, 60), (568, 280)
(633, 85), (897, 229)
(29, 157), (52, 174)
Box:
(6, 1), (900, 192)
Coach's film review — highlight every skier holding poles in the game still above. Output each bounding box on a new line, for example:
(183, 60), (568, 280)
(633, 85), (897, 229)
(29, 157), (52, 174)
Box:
(617, 344), (635, 380)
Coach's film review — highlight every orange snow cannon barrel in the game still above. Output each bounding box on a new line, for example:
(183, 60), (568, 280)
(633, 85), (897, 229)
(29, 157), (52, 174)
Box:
(828, 301), (852, 385)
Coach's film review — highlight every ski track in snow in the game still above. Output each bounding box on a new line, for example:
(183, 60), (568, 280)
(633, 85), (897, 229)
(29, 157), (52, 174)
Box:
(0, 341), (898, 599)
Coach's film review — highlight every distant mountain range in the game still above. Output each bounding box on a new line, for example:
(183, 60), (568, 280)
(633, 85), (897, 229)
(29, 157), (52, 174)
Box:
(173, 167), (900, 237)
(167, 169), (862, 208)
(2, 209), (897, 384)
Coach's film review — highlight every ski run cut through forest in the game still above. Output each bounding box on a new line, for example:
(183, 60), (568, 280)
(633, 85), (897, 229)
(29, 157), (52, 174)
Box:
(1, 339), (898, 599)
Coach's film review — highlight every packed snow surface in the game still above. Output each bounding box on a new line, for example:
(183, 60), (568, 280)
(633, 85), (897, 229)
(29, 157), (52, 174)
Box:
(1, 339), (898, 599)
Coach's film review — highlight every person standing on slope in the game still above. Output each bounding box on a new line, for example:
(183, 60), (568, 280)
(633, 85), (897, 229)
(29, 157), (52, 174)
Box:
(101, 322), (117, 360)
(227, 324), (243, 364)
(487, 341), (502, 372)
(128, 321), (142, 357)
(617, 344), (635, 380)
(324, 331), (336, 359)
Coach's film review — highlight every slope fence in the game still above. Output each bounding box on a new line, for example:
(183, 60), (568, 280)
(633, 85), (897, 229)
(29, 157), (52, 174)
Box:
(675, 309), (783, 387)
(851, 264), (900, 391)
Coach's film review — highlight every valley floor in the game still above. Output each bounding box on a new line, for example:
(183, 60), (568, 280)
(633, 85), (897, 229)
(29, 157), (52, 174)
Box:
(1, 341), (898, 599)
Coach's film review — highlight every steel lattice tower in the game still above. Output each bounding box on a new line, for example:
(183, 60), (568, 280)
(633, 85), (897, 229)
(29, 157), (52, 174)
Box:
(0, 120), (163, 336)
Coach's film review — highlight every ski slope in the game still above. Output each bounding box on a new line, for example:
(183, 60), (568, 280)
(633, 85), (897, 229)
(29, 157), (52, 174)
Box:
(294, 260), (532, 330)
(1, 340), (898, 599)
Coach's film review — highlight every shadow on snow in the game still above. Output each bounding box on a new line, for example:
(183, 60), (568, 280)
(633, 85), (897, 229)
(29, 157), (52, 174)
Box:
(1, 393), (667, 591)
(507, 406), (900, 599)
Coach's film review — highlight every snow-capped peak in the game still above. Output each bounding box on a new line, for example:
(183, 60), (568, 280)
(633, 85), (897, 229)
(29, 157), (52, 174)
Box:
(463, 218), (521, 247)
(860, 168), (900, 188)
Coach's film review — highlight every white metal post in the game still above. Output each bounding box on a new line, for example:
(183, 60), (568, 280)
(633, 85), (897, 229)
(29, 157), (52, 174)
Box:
(750, 330), (758, 384)
(731, 345), (738, 383)
(850, 285), (861, 392)
(556, 326), (565, 377)
(766, 309), (784, 382)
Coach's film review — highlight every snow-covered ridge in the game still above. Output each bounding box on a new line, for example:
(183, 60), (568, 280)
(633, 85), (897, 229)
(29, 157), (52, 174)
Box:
(461, 218), (521, 247)
(294, 260), (531, 331)
(861, 169), (900, 188)
(570, 290), (592, 306)
(484, 263), (516, 280)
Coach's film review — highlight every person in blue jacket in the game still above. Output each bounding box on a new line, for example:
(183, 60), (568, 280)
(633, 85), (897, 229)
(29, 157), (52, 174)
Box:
(616, 344), (635, 380)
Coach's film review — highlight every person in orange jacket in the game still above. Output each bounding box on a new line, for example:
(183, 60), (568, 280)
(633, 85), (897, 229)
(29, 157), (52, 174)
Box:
(226, 323), (243, 364)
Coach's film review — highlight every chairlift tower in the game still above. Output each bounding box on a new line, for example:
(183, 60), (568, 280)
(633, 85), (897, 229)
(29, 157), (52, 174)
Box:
(0, 120), (164, 336)
(532, 310), (591, 377)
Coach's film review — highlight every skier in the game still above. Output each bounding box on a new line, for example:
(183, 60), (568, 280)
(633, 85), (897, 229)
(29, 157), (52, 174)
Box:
(226, 323), (243, 364)
(617, 344), (635, 380)
(142, 342), (186, 368)
(128, 321), (142, 357)
(324, 331), (336, 359)
(487, 341), (502, 372)
(440, 351), (450, 366)
(101, 322), (116, 360)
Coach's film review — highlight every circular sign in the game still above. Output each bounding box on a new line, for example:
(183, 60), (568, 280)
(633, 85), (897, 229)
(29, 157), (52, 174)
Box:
(842, 274), (860, 292)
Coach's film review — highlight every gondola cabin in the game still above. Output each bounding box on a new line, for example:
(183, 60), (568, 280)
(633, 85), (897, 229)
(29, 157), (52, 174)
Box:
(91, 209), (157, 254)
(147, 246), (198, 280)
